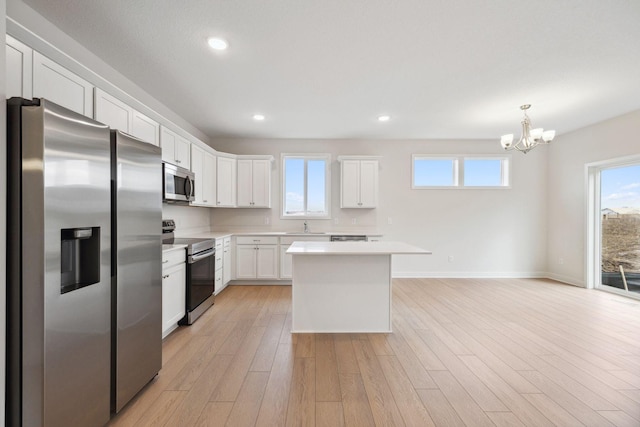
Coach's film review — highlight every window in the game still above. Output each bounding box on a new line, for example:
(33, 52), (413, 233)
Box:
(412, 155), (509, 188)
(282, 154), (331, 218)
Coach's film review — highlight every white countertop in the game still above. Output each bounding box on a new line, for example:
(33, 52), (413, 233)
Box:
(177, 230), (383, 239)
(286, 241), (431, 255)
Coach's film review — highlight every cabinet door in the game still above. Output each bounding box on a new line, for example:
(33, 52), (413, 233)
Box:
(94, 88), (131, 131)
(341, 159), (360, 208)
(203, 152), (217, 206)
(236, 159), (253, 207)
(251, 159), (271, 208)
(162, 264), (185, 338)
(131, 110), (160, 146)
(217, 156), (237, 207)
(280, 245), (292, 279)
(6, 35), (33, 99)
(33, 51), (93, 117)
(190, 144), (205, 204)
(223, 239), (231, 285)
(160, 127), (177, 165)
(175, 136), (191, 170)
(235, 246), (257, 279)
(358, 160), (379, 208)
(256, 245), (278, 279)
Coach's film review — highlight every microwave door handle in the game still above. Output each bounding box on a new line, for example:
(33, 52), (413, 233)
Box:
(185, 176), (193, 200)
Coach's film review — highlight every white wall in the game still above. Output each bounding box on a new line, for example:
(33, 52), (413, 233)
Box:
(546, 109), (640, 286)
(163, 204), (211, 236)
(210, 138), (549, 277)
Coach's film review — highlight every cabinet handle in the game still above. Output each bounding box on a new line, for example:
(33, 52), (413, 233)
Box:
(203, 199), (208, 203)
(162, 260), (169, 264)
(162, 274), (170, 279)
(253, 239), (260, 242)
(217, 201), (220, 204)
(176, 160), (181, 164)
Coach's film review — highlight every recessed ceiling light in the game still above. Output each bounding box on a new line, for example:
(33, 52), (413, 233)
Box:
(207, 37), (228, 50)
(378, 115), (391, 122)
(253, 114), (265, 121)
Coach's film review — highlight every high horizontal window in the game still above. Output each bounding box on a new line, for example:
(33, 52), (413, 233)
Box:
(282, 154), (331, 218)
(412, 155), (510, 189)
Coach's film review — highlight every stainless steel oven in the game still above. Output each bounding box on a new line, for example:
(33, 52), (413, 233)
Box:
(178, 238), (216, 325)
(162, 220), (215, 325)
(163, 162), (194, 203)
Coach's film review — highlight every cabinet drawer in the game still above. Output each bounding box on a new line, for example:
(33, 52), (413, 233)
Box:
(280, 235), (331, 245)
(215, 240), (223, 251)
(215, 268), (223, 292)
(163, 248), (186, 269)
(235, 236), (278, 245)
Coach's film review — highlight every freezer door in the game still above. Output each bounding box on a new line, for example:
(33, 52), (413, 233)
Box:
(112, 130), (163, 412)
(20, 99), (112, 427)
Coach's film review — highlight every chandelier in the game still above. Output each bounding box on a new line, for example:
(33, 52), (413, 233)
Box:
(500, 104), (555, 154)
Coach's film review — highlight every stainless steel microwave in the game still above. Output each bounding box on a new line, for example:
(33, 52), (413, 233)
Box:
(163, 162), (194, 203)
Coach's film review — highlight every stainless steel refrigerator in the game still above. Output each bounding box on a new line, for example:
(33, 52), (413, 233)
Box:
(7, 98), (113, 427)
(110, 129), (162, 413)
(7, 98), (162, 426)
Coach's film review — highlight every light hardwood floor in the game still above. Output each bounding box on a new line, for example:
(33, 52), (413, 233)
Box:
(107, 278), (640, 427)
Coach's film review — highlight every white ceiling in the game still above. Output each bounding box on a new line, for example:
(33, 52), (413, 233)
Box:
(20, 0), (640, 140)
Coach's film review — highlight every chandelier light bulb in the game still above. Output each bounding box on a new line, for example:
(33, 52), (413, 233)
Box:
(499, 105), (555, 154)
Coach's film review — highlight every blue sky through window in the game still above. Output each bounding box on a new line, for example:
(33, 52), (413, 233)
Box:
(601, 164), (640, 209)
(464, 159), (502, 186)
(284, 156), (328, 216)
(414, 159), (454, 186)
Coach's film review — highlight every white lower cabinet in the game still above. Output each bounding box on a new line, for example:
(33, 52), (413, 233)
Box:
(222, 237), (232, 286)
(162, 248), (186, 338)
(235, 236), (278, 280)
(279, 235), (331, 279)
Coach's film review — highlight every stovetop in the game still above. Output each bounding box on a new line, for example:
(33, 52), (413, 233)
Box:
(173, 237), (215, 255)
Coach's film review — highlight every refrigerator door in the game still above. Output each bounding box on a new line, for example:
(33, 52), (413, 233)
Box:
(112, 130), (163, 412)
(20, 99), (112, 427)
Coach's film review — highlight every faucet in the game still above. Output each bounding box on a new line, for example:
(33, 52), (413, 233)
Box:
(303, 221), (309, 233)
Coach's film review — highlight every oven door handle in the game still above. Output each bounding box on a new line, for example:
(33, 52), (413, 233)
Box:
(189, 248), (215, 264)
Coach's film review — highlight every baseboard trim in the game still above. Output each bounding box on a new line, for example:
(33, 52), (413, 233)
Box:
(544, 273), (584, 288)
(392, 271), (548, 279)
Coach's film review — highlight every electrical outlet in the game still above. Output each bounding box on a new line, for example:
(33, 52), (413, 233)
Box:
(559, 258), (564, 265)
(351, 218), (357, 225)
(334, 218), (339, 225)
(448, 255), (454, 263)
(264, 216), (270, 225)
(387, 217), (393, 225)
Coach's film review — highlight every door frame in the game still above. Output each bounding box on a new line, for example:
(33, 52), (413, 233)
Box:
(586, 154), (640, 299)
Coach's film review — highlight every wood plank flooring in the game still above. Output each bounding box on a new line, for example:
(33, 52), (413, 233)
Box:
(107, 278), (640, 426)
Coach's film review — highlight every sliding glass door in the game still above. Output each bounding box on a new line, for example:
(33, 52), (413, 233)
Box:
(598, 163), (640, 296)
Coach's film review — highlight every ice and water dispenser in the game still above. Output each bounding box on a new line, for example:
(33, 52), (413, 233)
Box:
(60, 227), (101, 294)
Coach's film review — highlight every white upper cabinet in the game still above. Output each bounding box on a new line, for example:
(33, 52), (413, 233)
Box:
(161, 126), (191, 169)
(131, 110), (160, 146)
(236, 158), (272, 208)
(95, 88), (130, 130)
(339, 157), (380, 208)
(6, 35), (33, 99)
(190, 144), (216, 207)
(33, 51), (94, 117)
(217, 156), (237, 207)
(94, 88), (160, 146)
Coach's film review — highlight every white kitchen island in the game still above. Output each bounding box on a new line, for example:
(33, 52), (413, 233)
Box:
(287, 241), (431, 333)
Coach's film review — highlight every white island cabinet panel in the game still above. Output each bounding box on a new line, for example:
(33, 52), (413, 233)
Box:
(288, 241), (430, 333)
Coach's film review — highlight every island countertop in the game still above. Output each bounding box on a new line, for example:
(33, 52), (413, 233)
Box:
(286, 241), (431, 255)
